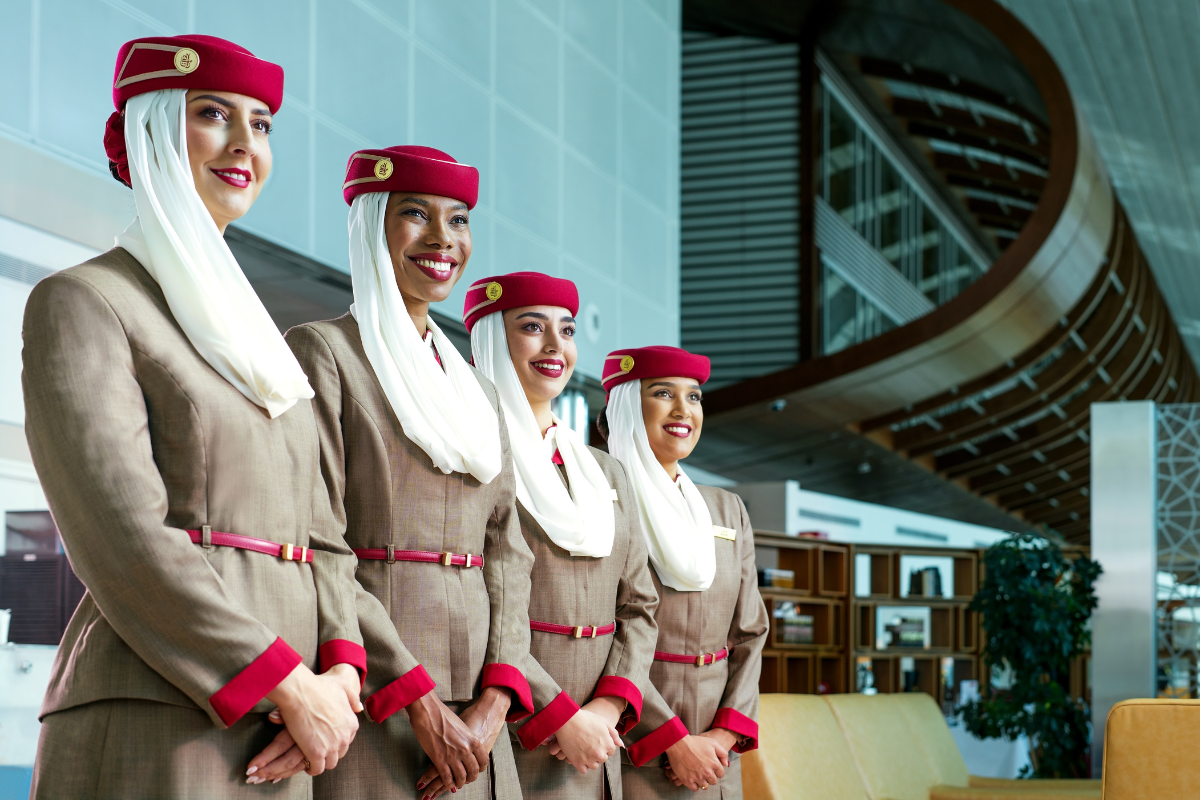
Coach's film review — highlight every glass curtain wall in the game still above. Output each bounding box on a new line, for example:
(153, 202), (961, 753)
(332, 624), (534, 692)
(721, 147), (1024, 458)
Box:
(819, 80), (988, 355)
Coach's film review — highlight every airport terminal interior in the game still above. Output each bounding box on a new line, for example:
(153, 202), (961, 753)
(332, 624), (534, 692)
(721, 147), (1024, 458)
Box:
(2, 0), (1199, 797)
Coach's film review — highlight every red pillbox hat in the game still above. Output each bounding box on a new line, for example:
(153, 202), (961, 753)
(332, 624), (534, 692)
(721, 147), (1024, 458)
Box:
(105, 35), (284, 187)
(462, 272), (579, 333)
(343, 146), (480, 208)
(602, 346), (711, 394)
(111, 35), (285, 113)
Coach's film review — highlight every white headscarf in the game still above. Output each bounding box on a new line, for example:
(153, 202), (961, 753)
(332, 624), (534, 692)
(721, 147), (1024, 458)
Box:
(347, 191), (501, 483)
(606, 380), (716, 591)
(113, 89), (314, 418)
(471, 312), (615, 557)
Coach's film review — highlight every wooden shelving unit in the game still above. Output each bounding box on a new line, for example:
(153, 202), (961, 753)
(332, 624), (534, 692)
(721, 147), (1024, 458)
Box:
(755, 533), (851, 695)
(849, 545), (982, 708)
(754, 534), (985, 705)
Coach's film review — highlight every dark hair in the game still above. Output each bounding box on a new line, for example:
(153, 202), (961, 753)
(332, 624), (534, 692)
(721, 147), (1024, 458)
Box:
(595, 406), (609, 443)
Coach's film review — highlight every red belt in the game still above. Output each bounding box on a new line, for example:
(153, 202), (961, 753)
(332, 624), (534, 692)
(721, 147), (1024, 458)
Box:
(530, 620), (617, 639)
(655, 648), (729, 667)
(353, 547), (483, 568)
(186, 526), (313, 563)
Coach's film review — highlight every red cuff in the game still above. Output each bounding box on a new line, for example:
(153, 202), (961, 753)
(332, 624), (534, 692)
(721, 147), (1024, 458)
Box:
(594, 675), (643, 734)
(209, 637), (302, 727)
(364, 665), (436, 723)
(318, 640), (367, 687)
(482, 663), (534, 722)
(712, 707), (758, 753)
(628, 715), (689, 767)
(517, 690), (581, 751)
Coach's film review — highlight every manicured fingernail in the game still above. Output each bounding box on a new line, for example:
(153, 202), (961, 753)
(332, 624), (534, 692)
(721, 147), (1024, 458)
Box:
(417, 781), (426, 790)
(273, 778), (282, 784)
(246, 766), (258, 776)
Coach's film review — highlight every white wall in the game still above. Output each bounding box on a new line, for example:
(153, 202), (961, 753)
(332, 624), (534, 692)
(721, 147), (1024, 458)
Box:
(0, 0), (682, 380)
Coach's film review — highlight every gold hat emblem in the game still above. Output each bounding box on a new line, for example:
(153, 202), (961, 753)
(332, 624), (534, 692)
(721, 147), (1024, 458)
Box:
(485, 282), (503, 301)
(374, 158), (394, 180)
(173, 48), (200, 74)
(620, 355), (635, 373)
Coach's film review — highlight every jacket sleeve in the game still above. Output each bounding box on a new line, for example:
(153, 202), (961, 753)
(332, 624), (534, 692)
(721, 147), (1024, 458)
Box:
(595, 464), (660, 735)
(285, 324), (433, 722)
(625, 679), (689, 767)
(306, 400), (367, 684)
(22, 274), (299, 728)
(710, 494), (768, 752)
(480, 399), (537, 721)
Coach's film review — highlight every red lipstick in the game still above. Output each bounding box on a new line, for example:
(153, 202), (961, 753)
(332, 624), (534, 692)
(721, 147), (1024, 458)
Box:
(530, 359), (565, 378)
(663, 423), (692, 439)
(210, 167), (251, 188)
(408, 252), (459, 282)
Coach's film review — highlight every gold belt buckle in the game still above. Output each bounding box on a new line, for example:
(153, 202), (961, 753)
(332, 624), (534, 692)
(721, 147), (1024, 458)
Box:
(465, 553), (473, 568)
(282, 543), (305, 562)
(696, 654), (705, 667)
(443, 551), (455, 566)
(710, 651), (717, 665)
(590, 625), (598, 638)
(573, 626), (584, 639)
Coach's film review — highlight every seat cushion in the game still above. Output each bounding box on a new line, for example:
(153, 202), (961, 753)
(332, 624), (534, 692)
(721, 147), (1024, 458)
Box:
(825, 694), (940, 800)
(1103, 698), (1200, 800)
(892, 693), (971, 788)
(745, 694), (871, 800)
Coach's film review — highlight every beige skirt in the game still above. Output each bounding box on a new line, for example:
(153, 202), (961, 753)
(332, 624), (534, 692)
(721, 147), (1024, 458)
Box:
(314, 703), (521, 799)
(510, 736), (620, 800)
(621, 756), (742, 800)
(32, 699), (309, 799)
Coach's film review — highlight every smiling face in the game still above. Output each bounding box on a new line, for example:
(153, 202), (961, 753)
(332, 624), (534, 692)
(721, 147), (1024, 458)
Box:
(502, 305), (577, 429)
(184, 89), (273, 233)
(640, 376), (704, 476)
(383, 192), (472, 309)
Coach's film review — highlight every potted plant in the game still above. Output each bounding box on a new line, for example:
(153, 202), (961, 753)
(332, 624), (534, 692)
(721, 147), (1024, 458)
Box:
(959, 531), (1101, 779)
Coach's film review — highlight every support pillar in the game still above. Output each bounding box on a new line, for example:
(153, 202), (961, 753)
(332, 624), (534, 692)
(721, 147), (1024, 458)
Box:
(1089, 401), (1157, 778)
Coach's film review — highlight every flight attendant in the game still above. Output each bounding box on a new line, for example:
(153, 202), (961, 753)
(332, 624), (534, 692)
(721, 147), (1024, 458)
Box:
(601, 347), (768, 798)
(24, 35), (365, 798)
(465, 273), (660, 800)
(284, 147), (536, 800)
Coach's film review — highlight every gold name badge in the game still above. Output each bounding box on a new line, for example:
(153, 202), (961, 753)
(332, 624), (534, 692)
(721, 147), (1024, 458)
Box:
(713, 525), (737, 541)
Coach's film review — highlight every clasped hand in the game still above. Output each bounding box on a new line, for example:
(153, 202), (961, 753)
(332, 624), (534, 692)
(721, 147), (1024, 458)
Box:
(663, 728), (738, 791)
(412, 687), (511, 800)
(546, 696), (625, 775)
(245, 663), (363, 785)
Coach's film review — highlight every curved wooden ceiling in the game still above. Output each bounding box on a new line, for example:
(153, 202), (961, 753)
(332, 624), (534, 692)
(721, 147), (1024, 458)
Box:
(687, 0), (1198, 543)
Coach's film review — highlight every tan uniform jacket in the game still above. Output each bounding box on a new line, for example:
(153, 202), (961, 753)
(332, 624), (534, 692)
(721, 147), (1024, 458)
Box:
(285, 315), (535, 717)
(623, 486), (768, 795)
(509, 450), (661, 799)
(22, 248), (363, 730)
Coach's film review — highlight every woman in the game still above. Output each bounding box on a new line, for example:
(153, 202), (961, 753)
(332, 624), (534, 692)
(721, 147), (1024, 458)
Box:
(465, 273), (660, 799)
(601, 347), (768, 798)
(284, 146), (536, 800)
(24, 35), (364, 798)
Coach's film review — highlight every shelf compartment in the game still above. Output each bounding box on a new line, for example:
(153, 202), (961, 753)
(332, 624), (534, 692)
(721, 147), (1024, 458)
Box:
(777, 548), (814, 593)
(856, 605), (874, 649)
(820, 656), (846, 694)
(957, 607), (978, 652)
(930, 607), (953, 650)
(953, 555), (979, 598)
(787, 654), (813, 694)
(819, 547), (847, 596)
(760, 652), (782, 694)
(768, 599), (835, 649)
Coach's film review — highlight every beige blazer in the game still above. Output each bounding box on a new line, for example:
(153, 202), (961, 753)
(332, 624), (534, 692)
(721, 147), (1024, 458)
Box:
(623, 486), (768, 774)
(509, 450), (661, 800)
(286, 315), (535, 717)
(22, 248), (362, 730)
